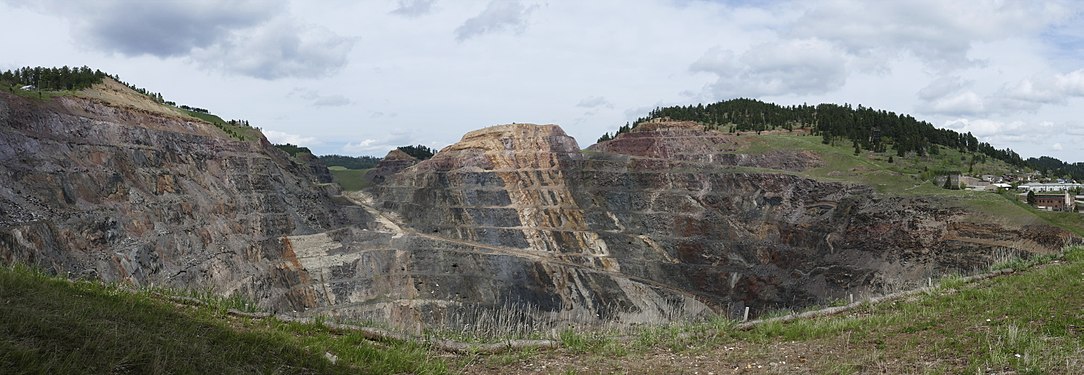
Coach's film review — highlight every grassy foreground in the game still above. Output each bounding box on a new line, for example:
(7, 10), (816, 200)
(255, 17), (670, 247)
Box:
(0, 265), (448, 374)
(469, 246), (1084, 374)
(3, 248), (1082, 374)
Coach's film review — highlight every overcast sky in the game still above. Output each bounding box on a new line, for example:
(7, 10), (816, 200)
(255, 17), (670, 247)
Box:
(2, 0), (1082, 162)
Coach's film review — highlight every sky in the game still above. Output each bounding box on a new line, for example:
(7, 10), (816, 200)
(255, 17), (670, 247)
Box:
(1, 0), (1082, 162)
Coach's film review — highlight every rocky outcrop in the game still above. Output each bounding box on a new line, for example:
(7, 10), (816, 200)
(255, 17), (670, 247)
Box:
(350, 122), (1073, 324)
(363, 149), (418, 185)
(0, 92), (367, 311)
(1, 88), (1073, 331)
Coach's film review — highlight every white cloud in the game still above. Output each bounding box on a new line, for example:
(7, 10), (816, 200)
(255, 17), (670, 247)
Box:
(288, 88), (352, 107)
(1055, 69), (1084, 95)
(391, 0), (437, 17)
(692, 39), (847, 98)
(341, 132), (417, 155)
(941, 118), (1027, 139)
(1053, 143), (1064, 151)
(4, 0), (353, 80)
(928, 91), (985, 116)
(264, 130), (318, 146)
(194, 20), (355, 80)
(787, 0), (1073, 70)
(3, 0), (1083, 162)
(576, 96), (613, 109)
(454, 0), (538, 41)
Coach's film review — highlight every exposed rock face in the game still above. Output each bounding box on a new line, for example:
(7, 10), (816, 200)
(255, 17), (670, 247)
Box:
(295, 125), (711, 330)
(0, 92), (367, 311)
(290, 151), (334, 184)
(1, 89), (1074, 330)
(363, 149), (418, 185)
(349, 122), (1072, 323)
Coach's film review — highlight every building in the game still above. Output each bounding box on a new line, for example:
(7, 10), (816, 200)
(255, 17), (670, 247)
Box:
(1030, 191), (1076, 211)
(1018, 183), (1084, 193)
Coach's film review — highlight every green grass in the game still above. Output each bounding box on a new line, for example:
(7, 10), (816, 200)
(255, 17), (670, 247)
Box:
(735, 134), (1015, 195)
(737, 246), (1084, 372)
(729, 132), (1084, 235)
(721, 246), (1084, 373)
(472, 247), (1084, 373)
(328, 166), (371, 191)
(0, 264), (448, 374)
(4, 85), (81, 100)
(180, 109), (263, 142)
(3, 247), (1082, 374)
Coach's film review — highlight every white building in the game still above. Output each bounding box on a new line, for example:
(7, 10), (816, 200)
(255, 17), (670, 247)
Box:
(1018, 182), (1079, 191)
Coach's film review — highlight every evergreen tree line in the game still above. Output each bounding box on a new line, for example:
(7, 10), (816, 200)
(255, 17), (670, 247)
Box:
(1026, 156), (1084, 181)
(606, 98), (1026, 167)
(397, 145), (436, 160)
(274, 144), (313, 157)
(317, 155), (382, 169)
(179, 105), (209, 113)
(1, 66), (107, 91)
(2, 66), (168, 105)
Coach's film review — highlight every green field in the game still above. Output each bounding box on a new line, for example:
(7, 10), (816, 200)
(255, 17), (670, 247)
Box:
(328, 166), (371, 191)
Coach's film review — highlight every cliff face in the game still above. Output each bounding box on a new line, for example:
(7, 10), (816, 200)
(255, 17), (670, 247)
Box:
(0, 92), (366, 311)
(1, 89), (1073, 330)
(351, 122), (1071, 324)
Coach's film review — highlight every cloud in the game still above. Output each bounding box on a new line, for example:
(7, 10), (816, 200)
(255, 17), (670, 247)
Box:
(288, 88), (353, 107)
(391, 0), (437, 17)
(691, 39), (848, 98)
(576, 96), (613, 109)
(1053, 142), (1064, 151)
(787, 0), (1073, 70)
(454, 0), (538, 41)
(1055, 69), (1084, 95)
(916, 76), (986, 116)
(264, 129), (318, 146)
(193, 20), (355, 80)
(341, 132), (416, 155)
(7, 0), (352, 79)
(984, 68), (1084, 113)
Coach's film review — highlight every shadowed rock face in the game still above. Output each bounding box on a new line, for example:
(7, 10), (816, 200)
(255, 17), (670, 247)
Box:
(0, 93), (369, 311)
(0, 91), (1074, 329)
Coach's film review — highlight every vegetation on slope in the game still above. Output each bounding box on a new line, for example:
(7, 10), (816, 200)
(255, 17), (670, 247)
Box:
(1, 66), (107, 91)
(2, 66), (266, 143)
(274, 143), (315, 158)
(397, 144), (437, 160)
(318, 155), (382, 170)
(328, 166), (372, 191)
(608, 98), (1032, 168)
(0, 264), (448, 374)
(1028, 156), (1084, 181)
(721, 131), (1084, 235)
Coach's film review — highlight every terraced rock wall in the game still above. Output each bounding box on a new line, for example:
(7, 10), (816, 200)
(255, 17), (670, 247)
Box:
(0, 92), (366, 311)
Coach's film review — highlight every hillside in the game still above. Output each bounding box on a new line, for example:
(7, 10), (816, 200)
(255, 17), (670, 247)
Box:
(613, 98), (1041, 169)
(4, 247), (1080, 373)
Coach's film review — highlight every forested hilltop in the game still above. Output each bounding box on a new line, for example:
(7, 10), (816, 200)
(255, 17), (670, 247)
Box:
(603, 98), (1034, 169)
